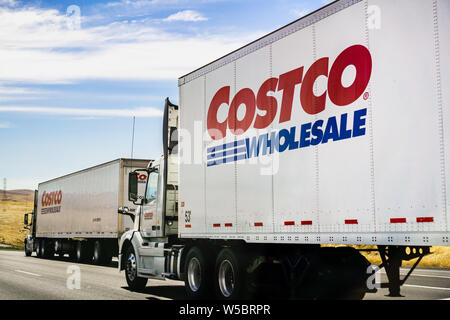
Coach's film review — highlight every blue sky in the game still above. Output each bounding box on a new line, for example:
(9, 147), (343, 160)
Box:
(0, 0), (332, 190)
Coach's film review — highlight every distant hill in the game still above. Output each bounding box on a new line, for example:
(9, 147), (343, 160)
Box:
(1, 189), (34, 203)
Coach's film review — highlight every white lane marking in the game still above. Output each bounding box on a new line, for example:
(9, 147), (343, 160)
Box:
(15, 270), (41, 277)
(400, 268), (450, 274)
(403, 284), (450, 291)
(400, 273), (450, 279)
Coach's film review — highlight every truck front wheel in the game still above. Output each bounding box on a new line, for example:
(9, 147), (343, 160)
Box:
(184, 246), (214, 299)
(125, 246), (148, 291)
(24, 240), (32, 257)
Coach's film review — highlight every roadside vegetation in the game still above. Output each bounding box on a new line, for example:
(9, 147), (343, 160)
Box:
(0, 200), (32, 248)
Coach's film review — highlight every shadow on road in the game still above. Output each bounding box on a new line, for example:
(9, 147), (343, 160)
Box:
(122, 286), (187, 300)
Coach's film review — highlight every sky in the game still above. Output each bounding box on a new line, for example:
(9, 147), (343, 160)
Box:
(0, 0), (333, 190)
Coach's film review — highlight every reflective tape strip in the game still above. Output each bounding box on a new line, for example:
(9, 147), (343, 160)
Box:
(417, 217), (434, 223)
(390, 218), (407, 223)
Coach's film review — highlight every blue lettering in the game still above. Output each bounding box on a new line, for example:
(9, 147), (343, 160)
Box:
(339, 113), (352, 140)
(277, 129), (290, 152)
(311, 119), (324, 146)
(322, 116), (339, 144)
(300, 122), (312, 148)
(289, 126), (299, 150)
(352, 108), (367, 137)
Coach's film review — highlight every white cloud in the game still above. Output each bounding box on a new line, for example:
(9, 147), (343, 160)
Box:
(0, 0), (18, 7)
(164, 10), (207, 22)
(0, 6), (257, 84)
(0, 105), (163, 117)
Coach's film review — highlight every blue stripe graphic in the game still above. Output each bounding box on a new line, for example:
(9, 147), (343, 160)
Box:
(206, 139), (247, 167)
(207, 139), (245, 154)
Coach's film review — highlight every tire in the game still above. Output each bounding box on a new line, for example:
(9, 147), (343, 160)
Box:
(40, 239), (47, 258)
(125, 246), (148, 291)
(93, 240), (105, 265)
(24, 240), (32, 257)
(41, 239), (54, 259)
(334, 247), (370, 300)
(214, 248), (248, 300)
(93, 240), (113, 265)
(293, 247), (369, 300)
(35, 239), (42, 258)
(76, 241), (93, 263)
(69, 246), (77, 260)
(184, 246), (214, 299)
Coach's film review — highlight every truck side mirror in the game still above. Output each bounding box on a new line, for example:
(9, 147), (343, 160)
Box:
(118, 206), (135, 222)
(24, 213), (29, 225)
(128, 172), (139, 202)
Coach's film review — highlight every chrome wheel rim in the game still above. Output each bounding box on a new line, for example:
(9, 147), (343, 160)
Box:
(218, 259), (235, 298)
(187, 257), (202, 292)
(126, 253), (137, 282)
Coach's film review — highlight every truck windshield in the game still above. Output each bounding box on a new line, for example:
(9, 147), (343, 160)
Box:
(145, 169), (159, 202)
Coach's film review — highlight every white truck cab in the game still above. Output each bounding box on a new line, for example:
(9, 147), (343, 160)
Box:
(118, 98), (182, 290)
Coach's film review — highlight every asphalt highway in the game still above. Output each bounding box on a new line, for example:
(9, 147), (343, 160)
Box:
(0, 250), (448, 300)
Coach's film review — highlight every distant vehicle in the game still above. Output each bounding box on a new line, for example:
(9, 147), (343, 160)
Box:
(24, 158), (149, 265)
(118, 0), (450, 299)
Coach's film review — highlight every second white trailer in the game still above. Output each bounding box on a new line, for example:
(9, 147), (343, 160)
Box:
(24, 158), (149, 264)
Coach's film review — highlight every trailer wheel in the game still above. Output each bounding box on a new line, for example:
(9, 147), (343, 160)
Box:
(125, 246), (147, 291)
(184, 246), (214, 299)
(76, 241), (93, 263)
(41, 239), (53, 258)
(69, 246), (77, 260)
(93, 240), (107, 265)
(214, 248), (247, 300)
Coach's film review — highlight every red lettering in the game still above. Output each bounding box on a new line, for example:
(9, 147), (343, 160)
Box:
(228, 88), (256, 135)
(206, 45), (372, 139)
(254, 78), (278, 129)
(207, 86), (230, 140)
(41, 190), (62, 207)
(277, 67), (303, 123)
(56, 190), (62, 205)
(328, 45), (372, 106)
(300, 57), (329, 115)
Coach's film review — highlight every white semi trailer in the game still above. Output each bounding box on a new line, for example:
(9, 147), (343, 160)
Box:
(24, 158), (150, 264)
(120, 0), (450, 299)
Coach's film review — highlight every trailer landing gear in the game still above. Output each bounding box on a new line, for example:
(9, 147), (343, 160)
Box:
(377, 246), (430, 297)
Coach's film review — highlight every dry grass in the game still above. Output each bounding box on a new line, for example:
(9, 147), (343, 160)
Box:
(324, 245), (450, 268)
(0, 200), (32, 247)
